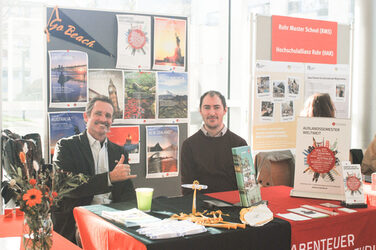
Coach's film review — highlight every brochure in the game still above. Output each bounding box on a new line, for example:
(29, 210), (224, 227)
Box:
(136, 219), (207, 239)
(341, 162), (366, 205)
(232, 146), (262, 207)
(101, 208), (161, 227)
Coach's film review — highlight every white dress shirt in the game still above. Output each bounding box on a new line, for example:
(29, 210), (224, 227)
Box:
(87, 132), (112, 204)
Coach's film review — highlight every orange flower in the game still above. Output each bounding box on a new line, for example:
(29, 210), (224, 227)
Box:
(23, 189), (42, 207)
(29, 179), (37, 186)
(19, 152), (26, 164)
(51, 192), (58, 198)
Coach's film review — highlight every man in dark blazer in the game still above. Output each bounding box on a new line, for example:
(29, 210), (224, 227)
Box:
(52, 95), (137, 243)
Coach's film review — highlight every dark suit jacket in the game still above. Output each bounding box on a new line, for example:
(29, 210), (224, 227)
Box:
(52, 130), (135, 242)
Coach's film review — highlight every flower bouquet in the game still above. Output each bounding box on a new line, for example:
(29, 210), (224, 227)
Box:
(3, 136), (88, 250)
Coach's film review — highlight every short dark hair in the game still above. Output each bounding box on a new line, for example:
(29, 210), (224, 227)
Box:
(86, 95), (114, 117)
(199, 90), (227, 109)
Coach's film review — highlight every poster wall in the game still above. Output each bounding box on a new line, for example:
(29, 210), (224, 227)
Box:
(46, 6), (188, 197)
(253, 60), (305, 151)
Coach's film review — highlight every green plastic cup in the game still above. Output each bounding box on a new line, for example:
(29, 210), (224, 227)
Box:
(135, 188), (154, 212)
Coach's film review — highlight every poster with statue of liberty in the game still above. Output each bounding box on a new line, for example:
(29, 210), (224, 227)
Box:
(153, 17), (186, 72)
(49, 50), (88, 108)
(88, 69), (124, 120)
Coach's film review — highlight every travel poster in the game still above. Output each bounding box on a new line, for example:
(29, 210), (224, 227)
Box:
(49, 50), (88, 108)
(305, 63), (350, 119)
(88, 69), (124, 119)
(123, 71), (156, 120)
(153, 17), (186, 72)
(48, 112), (85, 158)
(107, 126), (140, 164)
(116, 14), (151, 70)
(157, 71), (188, 119)
(253, 60), (305, 151)
(291, 117), (350, 200)
(146, 125), (179, 178)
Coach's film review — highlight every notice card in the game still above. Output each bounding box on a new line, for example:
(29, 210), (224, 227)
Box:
(287, 208), (329, 218)
(277, 213), (311, 221)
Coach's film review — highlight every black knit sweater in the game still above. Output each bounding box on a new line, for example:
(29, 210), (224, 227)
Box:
(181, 129), (247, 195)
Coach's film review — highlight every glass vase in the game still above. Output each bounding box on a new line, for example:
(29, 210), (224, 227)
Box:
(23, 213), (53, 250)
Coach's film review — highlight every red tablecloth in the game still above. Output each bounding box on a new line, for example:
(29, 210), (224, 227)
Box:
(0, 214), (81, 250)
(73, 207), (146, 250)
(207, 186), (376, 250)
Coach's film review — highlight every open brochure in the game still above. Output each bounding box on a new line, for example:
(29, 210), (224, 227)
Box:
(101, 208), (161, 227)
(136, 219), (207, 239)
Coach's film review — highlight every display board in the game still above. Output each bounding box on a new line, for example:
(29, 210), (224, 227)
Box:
(45, 7), (189, 197)
(250, 15), (352, 152)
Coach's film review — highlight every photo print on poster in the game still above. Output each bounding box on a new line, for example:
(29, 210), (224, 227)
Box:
(256, 76), (271, 98)
(287, 77), (300, 98)
(153, 17), (186, 71)
(106, 126), (140, 164)
(146, 125), (179, 178)
(335, 83), (345, 102)
(89, 69), (124, 119)
(260, 101), (275, 122)
(49, 50), (88, 108)
(123, 71), (156, 119)
(281, 100), (295, 122)
(157, 71), (188, 119)
(116, 14), (151, 70)
(48, 112), (85, 159)
(272, 80), (286, 101)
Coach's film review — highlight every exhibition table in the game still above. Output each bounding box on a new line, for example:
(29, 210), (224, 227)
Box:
(74, 186), (376, 250)
(208, 186), (376, 250)
(0, 214), (81, 250)
(74, 191), (291, 250)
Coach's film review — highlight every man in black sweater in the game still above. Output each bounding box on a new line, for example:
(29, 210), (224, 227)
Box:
(181, 91), (247, 195)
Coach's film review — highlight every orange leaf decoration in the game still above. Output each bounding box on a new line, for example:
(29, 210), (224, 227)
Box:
(19, 152), (26, 164)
